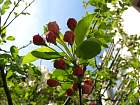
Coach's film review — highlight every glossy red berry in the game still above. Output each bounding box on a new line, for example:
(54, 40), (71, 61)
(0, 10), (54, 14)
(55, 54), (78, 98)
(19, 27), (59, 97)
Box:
(47, 79), (59, 87)
(48, 21), (59, 34)
(63, 31), (75, 45)
(67, 18), (77, 31)
(84, 79), (93, 86)
(89, 102), (96, 105)
(54, 59), (66, 69)
(46, 31), (57, 44)
(33, 34), (45, 45)
(72, 82), (78, 91)
(66, 88), (73, 96)
(82, 84), (93, 94)
(73, 66), (84, 77)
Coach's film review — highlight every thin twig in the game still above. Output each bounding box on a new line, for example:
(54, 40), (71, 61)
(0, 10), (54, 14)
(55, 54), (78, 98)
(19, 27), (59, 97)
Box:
(78, 83), (82, 105)
(0, 41), (32, 53)
(3, 0), (22, 27)
(0, 48), (9, 53)
(18, 41), (32, 50)
(1, 0), (35, 31)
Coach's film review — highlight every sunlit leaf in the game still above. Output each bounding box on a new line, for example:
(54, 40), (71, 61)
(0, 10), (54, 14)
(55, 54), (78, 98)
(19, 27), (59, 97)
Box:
(10, 46), (18, 59)
(22, 47), (60, 64)
(76, 38), (101, 59)
(31, 51), (62, 60)
(75, 14), (94, 46)
(1, 0), (12, 15)
(0, 0), (4, 4)
(7, 36), (15, 41)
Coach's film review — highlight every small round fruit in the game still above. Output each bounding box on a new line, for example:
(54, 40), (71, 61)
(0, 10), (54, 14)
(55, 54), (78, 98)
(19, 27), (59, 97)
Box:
(63, 31), (75, 45)
(89, 102), (96, 105)
(73, 66), (84, 77)
(84, 79), (93, 86)
(66, 88), (73, 96)
(33, 34), (45, 45)
(72, 82), (78, 91)
(82, 84), (93, 94)
(46, 31), (57, 44)
(48, 21), (59, 34)
(47, 79), (59, 87)
(67, 18), (77, 31)
(54, 58), (66, 69)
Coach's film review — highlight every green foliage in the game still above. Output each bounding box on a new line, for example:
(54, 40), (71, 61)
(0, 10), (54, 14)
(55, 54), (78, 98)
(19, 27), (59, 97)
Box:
(6, 36), (15, 41)
(76, 38), (101, 59)
(75, 14), (94, 46)
(1, 0), (11, 15)
(10, 46), (18, 59)
(22, 47), (61, 64)
(0, 0), (4, 4)
(31, 51), (63, 60)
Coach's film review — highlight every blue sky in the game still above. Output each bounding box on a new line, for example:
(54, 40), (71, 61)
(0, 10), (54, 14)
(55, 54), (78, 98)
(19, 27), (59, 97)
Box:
(6, 0), (87, 50)
(35, 0), (86, 33)
(33, 0), (86, 70)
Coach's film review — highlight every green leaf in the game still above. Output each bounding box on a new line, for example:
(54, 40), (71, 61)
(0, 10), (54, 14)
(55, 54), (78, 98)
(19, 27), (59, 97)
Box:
(7, 36), (15, 41)
(89, 0), (97, 6)
(1, 0), (12, 15)
(61, 83), (72, 90)
(76, 38), (101, 59)
(22, 47), (58, 64)
(75, 14), (94, 46)
(0, 54), (11, 59)
(52, 69), (66, 81)
(0, 0), (4, 4)
(14, 12), (19, 16)
(10, 46), (18, 59)
(31, 51), (62, 60)
(21, 12), (30, 15)
(6, 70), (13, 79)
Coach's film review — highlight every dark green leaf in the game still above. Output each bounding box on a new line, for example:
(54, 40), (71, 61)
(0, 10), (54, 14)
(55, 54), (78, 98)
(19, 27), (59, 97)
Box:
(22, 47), (61, 64)
(10, 46), (18, 59)
(7, 36), (15, 41)
(0, 54), (11, 59)
(1, 0), (12, 15)
(75, 14), (94, 46)
(76, 38), (101, 59)
(52, 69), (66, 81)
(0, 0), (4, 4)
(6, 70), (13, 79)
(31, 51), (62, 60)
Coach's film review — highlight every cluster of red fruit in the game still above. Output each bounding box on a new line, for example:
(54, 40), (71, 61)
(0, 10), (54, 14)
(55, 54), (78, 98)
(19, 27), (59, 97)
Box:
(47, 58), (94, 96)
(33, 18), (77, 46)
(33, 18), (95, 104)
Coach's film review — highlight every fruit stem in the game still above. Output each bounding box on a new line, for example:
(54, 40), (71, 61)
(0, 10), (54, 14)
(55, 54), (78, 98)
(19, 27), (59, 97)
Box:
(58, 36), (73, 58)
(78, 83), (82, 105)
(55, 44), (72, 60)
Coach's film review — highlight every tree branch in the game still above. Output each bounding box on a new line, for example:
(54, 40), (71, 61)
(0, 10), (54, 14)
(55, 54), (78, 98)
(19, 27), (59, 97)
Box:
(1, 0), (35, 32)
(3, 0), (22, 27)
(78, 83), (82, 105)
(0, 66), (13, 105)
